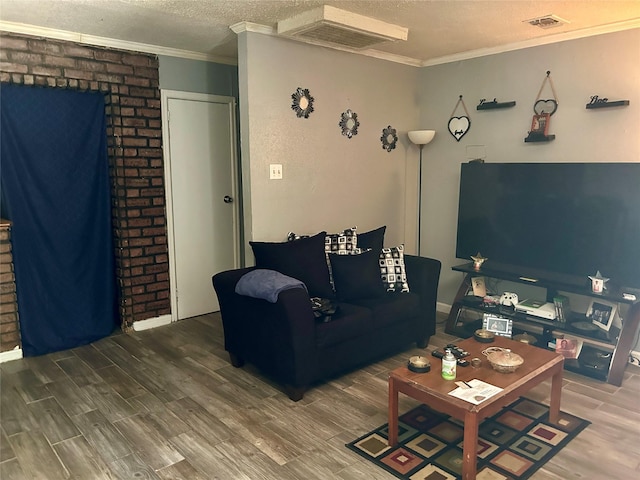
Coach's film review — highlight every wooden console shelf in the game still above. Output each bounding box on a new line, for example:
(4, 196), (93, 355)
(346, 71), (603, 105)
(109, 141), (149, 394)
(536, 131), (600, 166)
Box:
(446, 262), (640, 386)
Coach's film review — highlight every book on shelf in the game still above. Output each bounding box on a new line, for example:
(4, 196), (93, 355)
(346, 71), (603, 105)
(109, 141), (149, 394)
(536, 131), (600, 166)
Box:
(553, 295), (571, 322)
(555, 337), (582, 359)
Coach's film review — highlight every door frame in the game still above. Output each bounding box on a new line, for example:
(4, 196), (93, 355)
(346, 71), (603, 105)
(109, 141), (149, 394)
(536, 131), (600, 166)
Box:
(161, 89), (241, 322)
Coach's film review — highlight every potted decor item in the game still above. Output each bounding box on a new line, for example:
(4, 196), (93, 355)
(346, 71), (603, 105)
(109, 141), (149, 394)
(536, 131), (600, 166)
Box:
(486, 348), (524, 373)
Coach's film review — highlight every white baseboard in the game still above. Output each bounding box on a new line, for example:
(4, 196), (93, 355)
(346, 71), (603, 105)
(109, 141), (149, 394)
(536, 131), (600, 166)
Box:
(0, 347), (23, 363)
(437, 302), (452, 314)
(132, 314), (172, 331)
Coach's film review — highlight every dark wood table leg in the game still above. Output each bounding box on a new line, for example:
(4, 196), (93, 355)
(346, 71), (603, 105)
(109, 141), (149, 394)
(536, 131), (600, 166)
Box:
(462, 411), (479, 480)
(548, 366), (563, 424)
(388, 376), (399, 446)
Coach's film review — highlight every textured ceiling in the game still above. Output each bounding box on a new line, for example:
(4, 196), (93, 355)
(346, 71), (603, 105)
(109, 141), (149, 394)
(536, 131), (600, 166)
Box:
(1, 0), (639, 65)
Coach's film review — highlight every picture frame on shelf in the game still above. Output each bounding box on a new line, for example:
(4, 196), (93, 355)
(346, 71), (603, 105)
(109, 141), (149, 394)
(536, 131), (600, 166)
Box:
(586, 299), (617, 331)
(483, 313), (513, 338)
(555, 337), (582, 359)
(530, 113), (550, 136)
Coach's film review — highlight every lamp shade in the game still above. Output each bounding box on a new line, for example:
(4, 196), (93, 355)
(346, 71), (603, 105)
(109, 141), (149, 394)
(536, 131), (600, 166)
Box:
(408, 130), (436, 146)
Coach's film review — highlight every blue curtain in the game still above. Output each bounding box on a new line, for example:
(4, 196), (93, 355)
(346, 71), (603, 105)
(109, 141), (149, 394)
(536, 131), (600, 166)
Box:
(1, 84), (118, 356)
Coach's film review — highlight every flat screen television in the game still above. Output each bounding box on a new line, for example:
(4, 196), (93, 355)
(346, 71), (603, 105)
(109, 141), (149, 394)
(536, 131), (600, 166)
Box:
(455, 162), (640, 291)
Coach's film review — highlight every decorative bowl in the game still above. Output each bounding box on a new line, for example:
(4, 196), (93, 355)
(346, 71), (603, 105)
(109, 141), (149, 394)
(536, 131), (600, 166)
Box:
(474, 329), (495, 343)
(486, 348), (524, 373)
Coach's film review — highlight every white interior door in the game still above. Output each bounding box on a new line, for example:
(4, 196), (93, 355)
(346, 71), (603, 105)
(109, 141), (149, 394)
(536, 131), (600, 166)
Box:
(163, 91), (239, 320)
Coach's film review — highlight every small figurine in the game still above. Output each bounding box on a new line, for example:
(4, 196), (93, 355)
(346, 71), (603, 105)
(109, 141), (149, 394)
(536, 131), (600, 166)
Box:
(471, 252), (487, 270)
(588, 270), (609, 294)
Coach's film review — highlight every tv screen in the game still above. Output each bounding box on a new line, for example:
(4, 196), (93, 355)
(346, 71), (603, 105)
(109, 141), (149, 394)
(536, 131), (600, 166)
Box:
(455, 163), (640, 290)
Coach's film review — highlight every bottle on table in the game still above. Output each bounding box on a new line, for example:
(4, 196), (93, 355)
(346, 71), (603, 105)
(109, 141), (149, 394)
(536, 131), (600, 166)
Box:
(442, 348), (456, 380)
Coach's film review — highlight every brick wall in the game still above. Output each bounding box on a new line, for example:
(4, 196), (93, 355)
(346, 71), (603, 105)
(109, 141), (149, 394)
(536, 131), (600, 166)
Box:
(0, 32), (170, 334)
(0, 221), (20, 352)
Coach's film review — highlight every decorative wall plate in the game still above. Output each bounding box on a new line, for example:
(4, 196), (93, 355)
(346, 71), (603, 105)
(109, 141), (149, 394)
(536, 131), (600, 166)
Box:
(448, 116), (470, 142)
(532, 71), (558, 116)
(534, 99), (558, 116)
(291, 87), (314, 118)
(448, 95), (471, 142)
(339, 109), (359, 138)
(380, 125), (398, 152)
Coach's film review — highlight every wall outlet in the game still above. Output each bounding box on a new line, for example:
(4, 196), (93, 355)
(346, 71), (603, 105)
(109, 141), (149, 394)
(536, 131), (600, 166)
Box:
(269, 164), (283, 180)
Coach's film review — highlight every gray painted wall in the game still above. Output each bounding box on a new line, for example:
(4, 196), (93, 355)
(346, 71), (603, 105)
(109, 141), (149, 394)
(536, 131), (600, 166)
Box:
(414, 28), (639, 348)
(158, 55), (238, 97)
(162, 28), (639, 351)
(236, 31), (421, 263)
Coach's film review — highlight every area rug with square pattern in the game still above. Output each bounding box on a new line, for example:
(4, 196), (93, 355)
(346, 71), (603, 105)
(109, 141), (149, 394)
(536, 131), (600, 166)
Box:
(346, 397), (590, 480)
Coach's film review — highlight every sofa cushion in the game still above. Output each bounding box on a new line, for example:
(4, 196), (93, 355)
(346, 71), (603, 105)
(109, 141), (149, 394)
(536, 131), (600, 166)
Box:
(379, 245), (410, 292)
(315, 302), (371, 348)
(325, 226), (358, 254)
(329, 248), (384, 301)
(353, 292), (420, 329)
(357, 225), (386, 252)
(250, 231), (333, 298)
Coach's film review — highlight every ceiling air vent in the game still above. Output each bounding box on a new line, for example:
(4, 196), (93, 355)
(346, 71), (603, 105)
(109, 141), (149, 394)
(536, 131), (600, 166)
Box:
(277, 5), (408, 50)
(524, 14), (569, 29)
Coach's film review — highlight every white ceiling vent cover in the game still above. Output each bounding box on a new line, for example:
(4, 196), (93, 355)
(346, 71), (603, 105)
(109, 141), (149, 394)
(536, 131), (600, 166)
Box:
(277, 5), (408, 50)
(524, 14), (570, 29)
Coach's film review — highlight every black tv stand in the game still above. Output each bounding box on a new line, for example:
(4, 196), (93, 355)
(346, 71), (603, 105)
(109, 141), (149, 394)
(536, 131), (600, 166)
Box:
(446, 262), (640, 386)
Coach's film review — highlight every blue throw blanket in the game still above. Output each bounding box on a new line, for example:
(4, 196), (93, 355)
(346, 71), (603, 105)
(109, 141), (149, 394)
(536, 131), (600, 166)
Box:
(235, 269), (307, 303)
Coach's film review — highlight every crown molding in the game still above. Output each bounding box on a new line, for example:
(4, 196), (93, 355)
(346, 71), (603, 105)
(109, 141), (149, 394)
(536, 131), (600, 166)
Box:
(420, 19), (640, 67)
(0, 21), (238, 65)
(230, 21), (274, 35)
(2, 18), (638, 69)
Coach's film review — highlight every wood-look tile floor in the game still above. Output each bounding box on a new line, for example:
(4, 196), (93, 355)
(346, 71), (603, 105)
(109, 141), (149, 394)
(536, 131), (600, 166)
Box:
(1, 312), (639, 479)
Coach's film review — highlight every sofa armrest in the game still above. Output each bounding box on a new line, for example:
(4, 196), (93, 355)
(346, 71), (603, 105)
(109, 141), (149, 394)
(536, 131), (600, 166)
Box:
(404, 255), (442, 340)
(212, 268), (318, 387)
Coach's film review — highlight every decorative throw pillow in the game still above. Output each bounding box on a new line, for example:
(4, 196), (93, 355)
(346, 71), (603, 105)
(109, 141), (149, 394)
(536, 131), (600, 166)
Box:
(325, 226), (358, 255)
(357, 225), (386, 253)
(250, 231), (334, 298)
(379, 245), (410, 293)
(288, 227), (358, 289)
(287, 232), (309, 242)
(329, 248), (384, 301)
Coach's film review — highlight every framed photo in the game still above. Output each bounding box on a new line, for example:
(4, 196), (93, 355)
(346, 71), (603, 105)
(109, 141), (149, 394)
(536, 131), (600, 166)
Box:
(483, 314), (513, 337)
(555, 337), (582, 359)
(530, 113), (550, 136)
(586, 300), (617, 331)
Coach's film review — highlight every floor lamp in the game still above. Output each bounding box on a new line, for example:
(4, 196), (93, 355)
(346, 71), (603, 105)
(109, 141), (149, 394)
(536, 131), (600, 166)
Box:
(408, 130), (436, 256)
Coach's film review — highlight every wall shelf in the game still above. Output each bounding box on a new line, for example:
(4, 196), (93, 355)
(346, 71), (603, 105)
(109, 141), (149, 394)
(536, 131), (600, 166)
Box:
(525, 133), (555, 143)
(586, 100), (629, 109)
(477, 100), (516, 110)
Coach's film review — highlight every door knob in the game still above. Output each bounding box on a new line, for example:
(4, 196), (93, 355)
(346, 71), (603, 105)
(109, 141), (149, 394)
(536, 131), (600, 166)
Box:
(223, 195), (233, 203)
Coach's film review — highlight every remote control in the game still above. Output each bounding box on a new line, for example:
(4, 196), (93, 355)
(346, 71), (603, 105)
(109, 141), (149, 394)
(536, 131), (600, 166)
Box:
(445, 344), (469, 358)
(431, 350), (470, 367)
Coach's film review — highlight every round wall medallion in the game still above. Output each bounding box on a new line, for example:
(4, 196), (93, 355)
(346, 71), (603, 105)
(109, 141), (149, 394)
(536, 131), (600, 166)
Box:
(380, 125), (398, 152)
(291, 87), (314, 118)
(339, 109), (359, 138)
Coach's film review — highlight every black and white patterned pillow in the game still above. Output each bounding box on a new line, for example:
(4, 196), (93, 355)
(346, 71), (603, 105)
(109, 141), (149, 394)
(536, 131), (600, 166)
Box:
(287, 232), (309, 242)
(379, 245), (410, 292)
(325, 227), (357, 255)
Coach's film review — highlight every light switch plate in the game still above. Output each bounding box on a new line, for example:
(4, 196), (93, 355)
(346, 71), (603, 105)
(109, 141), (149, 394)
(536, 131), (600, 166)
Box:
(270, 164), (283, 180)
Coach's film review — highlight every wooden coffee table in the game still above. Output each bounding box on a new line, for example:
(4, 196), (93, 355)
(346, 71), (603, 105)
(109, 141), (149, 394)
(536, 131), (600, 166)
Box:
(388, 336), (564, 480)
